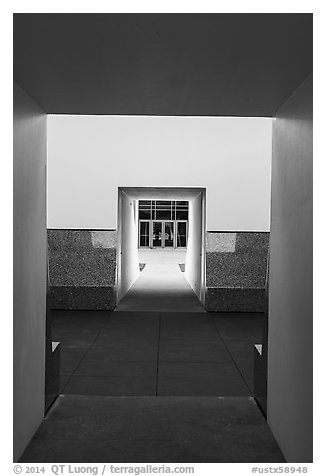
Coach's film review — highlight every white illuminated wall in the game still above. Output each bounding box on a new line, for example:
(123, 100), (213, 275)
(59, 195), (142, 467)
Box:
(47, 115), (272, 231)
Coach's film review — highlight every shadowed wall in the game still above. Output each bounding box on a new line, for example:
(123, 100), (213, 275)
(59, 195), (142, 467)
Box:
(268, 74), (313, 462)
(13, 83), (47, 462)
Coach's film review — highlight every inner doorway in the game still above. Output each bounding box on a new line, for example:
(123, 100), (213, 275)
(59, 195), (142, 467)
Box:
(139, 220), (188, 248)
(138, 200), (189, 249)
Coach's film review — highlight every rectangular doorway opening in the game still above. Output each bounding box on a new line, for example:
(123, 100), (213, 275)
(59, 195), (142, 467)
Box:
(139, 200), (188, 249)
(116, 187), (206, 308)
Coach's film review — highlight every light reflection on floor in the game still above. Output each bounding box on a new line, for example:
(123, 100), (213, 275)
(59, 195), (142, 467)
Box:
(116, 249), (204, 312)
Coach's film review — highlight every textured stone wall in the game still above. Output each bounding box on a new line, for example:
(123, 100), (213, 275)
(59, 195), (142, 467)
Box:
(205, 232), (269, 312)
(48, 229), (117, 310)
(47, 229), (269, 312)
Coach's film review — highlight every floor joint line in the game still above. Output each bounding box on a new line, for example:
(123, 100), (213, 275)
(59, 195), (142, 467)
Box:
(155, 313), (162, 396)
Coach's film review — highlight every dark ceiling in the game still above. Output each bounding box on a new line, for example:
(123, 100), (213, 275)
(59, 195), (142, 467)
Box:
(13, 13), (313, 116)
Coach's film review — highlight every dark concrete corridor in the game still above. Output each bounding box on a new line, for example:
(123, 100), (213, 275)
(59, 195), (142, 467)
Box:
(20, 395), (284, 463)
(54, 311), (255, 397)
(20, 310), (284, 462)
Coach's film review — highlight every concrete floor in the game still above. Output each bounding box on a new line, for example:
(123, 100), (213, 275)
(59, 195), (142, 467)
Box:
(21, 395), (284, 463)
(19, 253), (284, 462)
(19, 309), (285, 462)
(52, 311), (255, 397)
(116, 249), (204, 312)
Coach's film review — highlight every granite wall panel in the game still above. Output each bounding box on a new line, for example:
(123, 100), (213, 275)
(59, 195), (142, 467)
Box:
(48, 229), (117, 310)
(48, 229), (268, 312)
(205, 232), (269, 312)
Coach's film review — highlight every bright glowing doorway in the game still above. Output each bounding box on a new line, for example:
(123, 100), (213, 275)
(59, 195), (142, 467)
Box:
(116, 187), (206, 308)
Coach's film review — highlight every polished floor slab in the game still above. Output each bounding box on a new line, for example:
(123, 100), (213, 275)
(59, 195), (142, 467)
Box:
(63, 375), (157, 396)
(52, 310), (261, 397)
(20, 395), (285, 463)
(158, 362), (250, 396)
